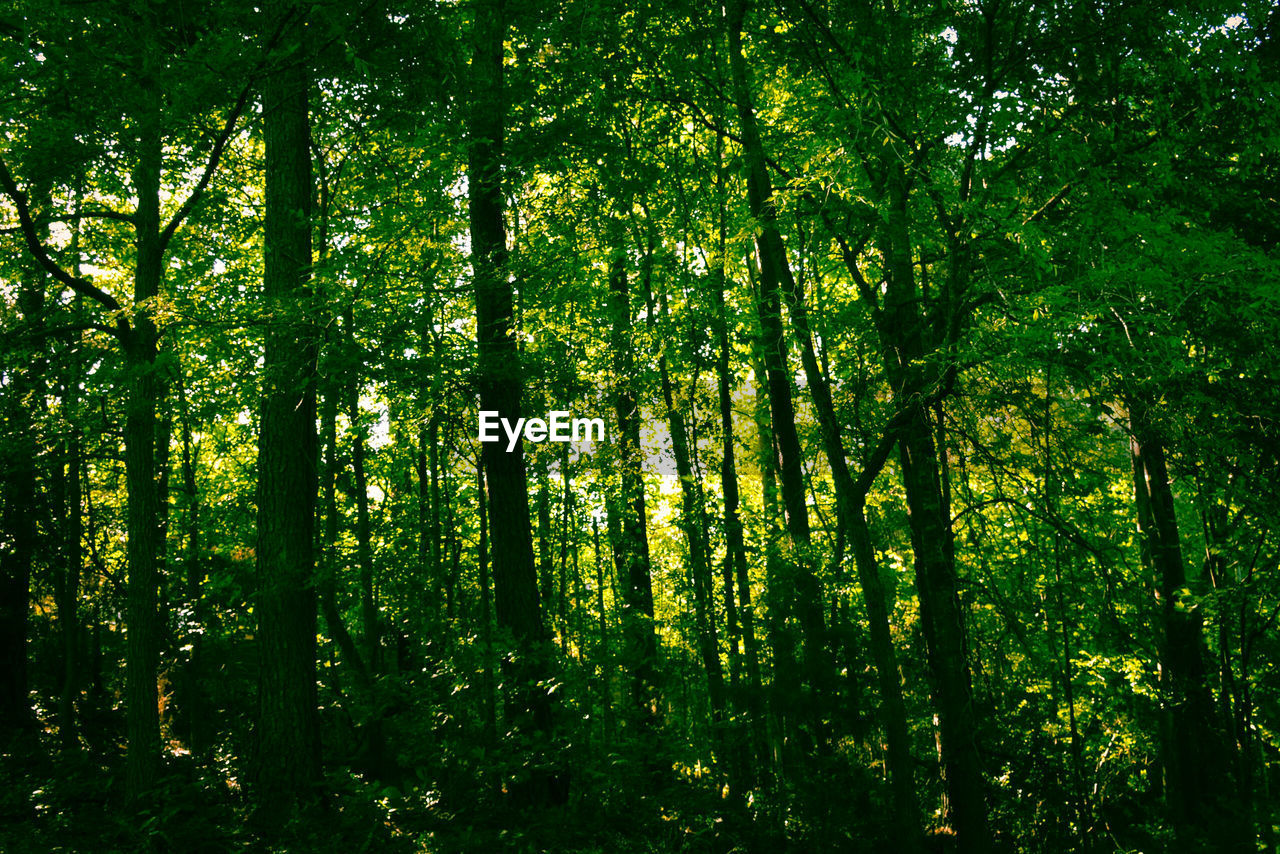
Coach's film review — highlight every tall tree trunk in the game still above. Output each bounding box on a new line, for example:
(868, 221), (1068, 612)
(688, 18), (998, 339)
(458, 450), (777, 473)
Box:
(557, 442), (573, 655)
(706, 137), (768, 790)
(773, 204), (921, 849)
(538, 462), (554, 622)
(477, 459), (497, 741)
(590, 514), (616, 748)
(647, 243), (727, 759)
(56, 223), (87, 752)
(430, 408), (447, 623)
(723, 4), (920, 827)
(124, 90), (165, 799)
(176, 373), (208, 759)
(713, 268), (767, 791)
(877, 164), (991, 853)
(443, 448), (460, 630)
(252, 0), (321, 819)
(725, 0), (831, 758)
(57, 401), (84, 751)
(0, 258), (43, 737)
(469, 0), (558, 801)
(320, 372), (368, 687)
(606, 231), (660, 729)
(750, 345), (787, 778)
(343, 319), (378, 673)
(1129, 397), (1237, 848)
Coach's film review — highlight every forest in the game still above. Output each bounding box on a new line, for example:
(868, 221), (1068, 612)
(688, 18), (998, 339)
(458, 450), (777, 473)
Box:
(1, 0), (1278, 851)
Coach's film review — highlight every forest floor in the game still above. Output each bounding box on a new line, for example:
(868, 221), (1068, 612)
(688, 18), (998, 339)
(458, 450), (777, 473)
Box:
(0, 737), (844, 854)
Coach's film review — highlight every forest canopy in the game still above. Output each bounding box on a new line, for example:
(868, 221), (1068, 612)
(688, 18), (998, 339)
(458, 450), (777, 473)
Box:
(1, 0), (1278, 852)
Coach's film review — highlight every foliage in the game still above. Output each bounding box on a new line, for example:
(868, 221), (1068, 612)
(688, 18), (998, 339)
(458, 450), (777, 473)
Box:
(1, 0), (1278, 852)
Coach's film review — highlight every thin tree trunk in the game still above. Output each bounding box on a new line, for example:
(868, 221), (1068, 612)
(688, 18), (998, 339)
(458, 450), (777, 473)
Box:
(58, 407), (84, 750)
(714, 276), (766, 789)
(648, 254), (727, 756)
(321, 373), (369, 687)
(606, 230), (659, 729)
(477, 459), (497, 741)
(538, 462), (554, 623)
(732, 51), (922, 839)
(57, 222), (87, 752)
(430, 409), (447, 624)
(557, 442), (573, 656)
(783, 232), (921, 849)
(444, 456), (460, 630)
(176, 373), (208, 759)
(343, 322), (378, 673)
(1042, 375), (1088, 837)
(750, 345), (787, 778)
(707, 140), (767, 789)
(592, 514), (615, 748)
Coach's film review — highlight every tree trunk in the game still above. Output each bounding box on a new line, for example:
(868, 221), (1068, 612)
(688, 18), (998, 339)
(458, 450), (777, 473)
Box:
(320, 372), (369, 687)
(538, 462), (554, 622)
(772, 206), (922, 850)
(252, 0), (321, 819)
(648, 248), (728, 759)
(750, 345), (787, 778)
(725, 0), (831, 758)
(1129, 397), (1237, 848)
(344, 322), (379, 674)
(606, 232), (660, 729)
(713, 268), (767, 791)
(477, 459), (497, 741)
(469, 0), (559, 801)
(0, 261), (43, 737)
(557, 442), (573, 655)
(176, 373), (208, 759)
(430, 408), (448, 624)
(125, 93), (165, 799)
(877, 164), (991, 853)
(58, 405), (84, 751)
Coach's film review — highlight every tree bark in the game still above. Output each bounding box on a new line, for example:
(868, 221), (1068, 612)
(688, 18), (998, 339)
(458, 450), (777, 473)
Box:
(469, 0), (559, 800)
(251, 0), (321, 819)
(343, 319), (379, 673)
(606, 231), (660, 728)
(725, 0), (831, 758)
(877, 164), (991, 853)
(124, 92), (165, 799)
(1129, 397), (1235, 848)
(0, 258), (43, 737)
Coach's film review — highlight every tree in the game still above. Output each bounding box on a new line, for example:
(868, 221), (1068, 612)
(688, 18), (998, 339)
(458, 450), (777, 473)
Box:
(725, 0), (833, 764)
(469, 0), (560, 802)
(0, 0), (254, 798)
(2, 2), (1278, 851)
(250, 0), (322, 821)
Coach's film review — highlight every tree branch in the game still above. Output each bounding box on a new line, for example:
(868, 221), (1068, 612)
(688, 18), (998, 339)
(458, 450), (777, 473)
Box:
(159, 5), (305, 249)
(0, 155), (126, 332)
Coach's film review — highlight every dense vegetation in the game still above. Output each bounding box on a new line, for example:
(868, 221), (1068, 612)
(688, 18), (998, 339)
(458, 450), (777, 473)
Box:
(2, 0), (1278, 851)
